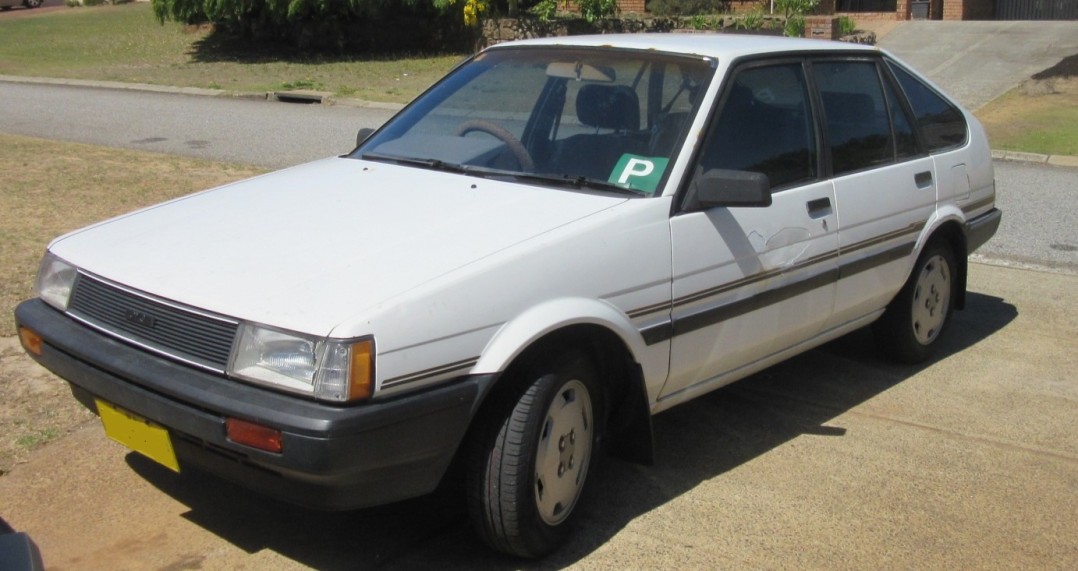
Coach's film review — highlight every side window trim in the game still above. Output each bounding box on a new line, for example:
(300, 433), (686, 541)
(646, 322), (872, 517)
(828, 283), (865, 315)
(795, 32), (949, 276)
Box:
(877, 59), (929, 161)
(875, 58), (927, 156)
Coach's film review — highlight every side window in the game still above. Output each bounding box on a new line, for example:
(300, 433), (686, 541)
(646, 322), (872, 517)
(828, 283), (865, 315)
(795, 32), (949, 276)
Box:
(888, 62), (968, 152)
(694, 63), (817, 190)
(813, 60), (893, 176)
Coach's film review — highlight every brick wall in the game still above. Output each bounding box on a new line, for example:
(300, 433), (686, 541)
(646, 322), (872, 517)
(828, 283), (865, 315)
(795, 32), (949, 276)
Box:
(562, 0), (646, 14)
(894, 0), (993, 20)
(942, 0), (963, 19)
(836, 10), (900, 20)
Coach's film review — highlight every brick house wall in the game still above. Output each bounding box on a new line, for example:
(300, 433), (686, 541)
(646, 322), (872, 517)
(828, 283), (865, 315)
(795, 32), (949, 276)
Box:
(892, 0), (993, 19)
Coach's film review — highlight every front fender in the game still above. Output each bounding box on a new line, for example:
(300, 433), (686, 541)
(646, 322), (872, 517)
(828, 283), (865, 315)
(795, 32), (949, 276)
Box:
(474, 297), (647, 375)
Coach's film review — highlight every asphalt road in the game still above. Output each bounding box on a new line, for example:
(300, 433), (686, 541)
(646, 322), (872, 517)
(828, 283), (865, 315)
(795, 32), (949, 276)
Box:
(0, 81), (393, 169)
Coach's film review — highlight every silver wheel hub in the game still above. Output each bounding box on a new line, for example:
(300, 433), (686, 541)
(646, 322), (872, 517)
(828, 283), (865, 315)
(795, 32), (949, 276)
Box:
(911, 254), (951, 345)
(535, 379), (592, 526)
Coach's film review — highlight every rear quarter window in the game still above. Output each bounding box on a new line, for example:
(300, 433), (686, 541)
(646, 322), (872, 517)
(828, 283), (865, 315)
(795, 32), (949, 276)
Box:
(888, 62), (968, 152)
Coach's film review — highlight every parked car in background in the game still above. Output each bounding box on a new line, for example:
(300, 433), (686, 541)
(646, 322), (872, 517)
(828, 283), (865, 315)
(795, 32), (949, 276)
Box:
(0, 0), (43, 10)
(15, 34), (1000, 558)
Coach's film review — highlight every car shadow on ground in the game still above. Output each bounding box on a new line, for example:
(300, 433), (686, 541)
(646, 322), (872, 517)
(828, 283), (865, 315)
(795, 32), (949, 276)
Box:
(126, 290), (1016, 570)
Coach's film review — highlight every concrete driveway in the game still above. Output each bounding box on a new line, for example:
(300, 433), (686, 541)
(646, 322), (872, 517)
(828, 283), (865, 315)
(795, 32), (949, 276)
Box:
(1, 262), (1074, 569)
(879, 20), (1078, 110)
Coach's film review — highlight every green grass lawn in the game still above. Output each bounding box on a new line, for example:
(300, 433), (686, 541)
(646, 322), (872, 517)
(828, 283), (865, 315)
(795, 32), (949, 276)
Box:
(0, 3), (463, 104)
(975, 87), (1078, 157)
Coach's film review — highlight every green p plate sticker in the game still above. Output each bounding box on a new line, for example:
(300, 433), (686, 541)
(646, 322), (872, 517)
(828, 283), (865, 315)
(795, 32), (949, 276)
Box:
(609, 154), (669, 194)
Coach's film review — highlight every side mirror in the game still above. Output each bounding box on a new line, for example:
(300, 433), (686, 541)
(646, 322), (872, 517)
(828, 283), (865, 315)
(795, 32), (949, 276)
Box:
(684, 169), (772, 211)
(356, 128), (375, 148)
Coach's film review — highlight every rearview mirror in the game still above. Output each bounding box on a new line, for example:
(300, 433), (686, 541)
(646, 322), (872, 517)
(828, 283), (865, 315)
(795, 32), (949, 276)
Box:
(546, 62), (615, 82)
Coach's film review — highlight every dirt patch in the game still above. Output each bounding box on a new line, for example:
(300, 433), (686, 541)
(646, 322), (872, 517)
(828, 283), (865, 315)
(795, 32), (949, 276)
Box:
(0, 336), (95, 476)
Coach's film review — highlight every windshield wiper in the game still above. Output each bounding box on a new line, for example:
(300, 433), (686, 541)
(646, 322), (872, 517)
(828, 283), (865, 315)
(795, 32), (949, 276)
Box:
(506, 172), (645, 197)
(361, 152), (466, 174)
(361, 154), (645, 197)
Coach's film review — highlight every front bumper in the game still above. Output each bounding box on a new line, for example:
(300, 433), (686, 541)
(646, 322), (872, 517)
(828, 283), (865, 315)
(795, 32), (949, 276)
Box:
(15, 298), (491, 510)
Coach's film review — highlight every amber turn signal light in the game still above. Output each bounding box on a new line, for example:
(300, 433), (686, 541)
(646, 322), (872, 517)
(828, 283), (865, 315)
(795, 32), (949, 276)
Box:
(226, 417), (283, 453)
(18, 326), (43, 356)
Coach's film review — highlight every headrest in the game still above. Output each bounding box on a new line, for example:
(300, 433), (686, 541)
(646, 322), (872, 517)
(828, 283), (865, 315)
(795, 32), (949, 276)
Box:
(576, 84), (640, 131)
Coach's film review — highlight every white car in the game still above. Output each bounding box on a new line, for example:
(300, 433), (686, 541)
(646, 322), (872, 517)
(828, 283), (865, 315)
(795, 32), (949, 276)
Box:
(16, 34), (1000, 557)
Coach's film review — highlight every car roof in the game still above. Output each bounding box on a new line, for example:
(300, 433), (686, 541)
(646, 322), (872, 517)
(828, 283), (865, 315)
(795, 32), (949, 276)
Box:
(485, 33), (882, 61)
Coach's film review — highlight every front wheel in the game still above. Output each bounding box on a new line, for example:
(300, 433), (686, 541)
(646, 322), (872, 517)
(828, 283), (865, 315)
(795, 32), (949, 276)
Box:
(466, 350), (601, 558)
(874, 241), (958, 363)
(25, 0), (43, 8)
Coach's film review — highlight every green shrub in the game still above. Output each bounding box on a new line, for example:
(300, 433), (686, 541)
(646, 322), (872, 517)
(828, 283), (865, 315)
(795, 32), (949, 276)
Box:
(647, 0), (731, 17)
(783, 15), (805, 37)
(151, 0), (472, 52)
(837, 15), (857, 35)
(736, 9), (764, 30)
(775, 0), (818, 37)
(577, 0), (619, 22)
(529, 0), (557, 20)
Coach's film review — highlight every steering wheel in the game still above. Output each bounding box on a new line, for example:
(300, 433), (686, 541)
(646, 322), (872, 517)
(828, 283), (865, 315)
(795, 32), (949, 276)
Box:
(455, 120), (535, 172)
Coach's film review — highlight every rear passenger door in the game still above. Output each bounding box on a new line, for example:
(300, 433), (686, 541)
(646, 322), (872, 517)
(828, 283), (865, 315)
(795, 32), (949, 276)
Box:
(811, 58), (938, 330)
(662, 60), (839, 401)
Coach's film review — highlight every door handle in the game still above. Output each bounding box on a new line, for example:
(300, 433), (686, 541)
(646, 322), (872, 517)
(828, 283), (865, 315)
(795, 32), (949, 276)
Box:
(806, 197), (832, 219)
(915, 171), (933, 189)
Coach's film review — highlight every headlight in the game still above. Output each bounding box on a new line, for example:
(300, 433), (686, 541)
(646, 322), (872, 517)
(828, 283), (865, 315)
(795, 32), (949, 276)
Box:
(230, 324), (373, 402)
(35, 252), (78, 311)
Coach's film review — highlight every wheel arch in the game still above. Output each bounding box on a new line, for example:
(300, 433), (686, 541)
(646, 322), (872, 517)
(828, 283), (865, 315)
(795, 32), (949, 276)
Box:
(471, 300), (656, 465)
(920, 217), (969, 310)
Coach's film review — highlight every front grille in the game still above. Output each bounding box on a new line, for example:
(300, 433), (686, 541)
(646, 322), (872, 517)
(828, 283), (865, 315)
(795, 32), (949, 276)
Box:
(67, 273), (239, 371)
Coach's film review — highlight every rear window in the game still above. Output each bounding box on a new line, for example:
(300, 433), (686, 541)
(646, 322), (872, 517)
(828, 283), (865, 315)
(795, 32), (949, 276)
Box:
(888, 62), (967, 152)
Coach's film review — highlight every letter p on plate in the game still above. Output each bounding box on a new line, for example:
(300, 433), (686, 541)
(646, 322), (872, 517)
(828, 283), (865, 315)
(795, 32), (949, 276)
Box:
(618, 158), (654, 184)
(609, 154), (669, 194)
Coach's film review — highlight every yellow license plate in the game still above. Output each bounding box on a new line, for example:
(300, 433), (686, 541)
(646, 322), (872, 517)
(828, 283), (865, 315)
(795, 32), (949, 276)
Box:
(96, 399), (180, 473)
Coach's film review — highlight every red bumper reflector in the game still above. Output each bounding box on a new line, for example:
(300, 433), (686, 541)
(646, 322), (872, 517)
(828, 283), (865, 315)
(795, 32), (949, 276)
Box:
(226, 418), (283, 453)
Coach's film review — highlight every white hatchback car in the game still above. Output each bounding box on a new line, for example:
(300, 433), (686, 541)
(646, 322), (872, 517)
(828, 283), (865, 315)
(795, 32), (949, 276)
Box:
(17, 34), (1000, 557)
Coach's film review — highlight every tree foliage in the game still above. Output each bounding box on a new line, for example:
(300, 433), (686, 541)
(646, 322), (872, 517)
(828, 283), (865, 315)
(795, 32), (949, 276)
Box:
(153, 0), (392, 27)
(152, 0), (471, 51)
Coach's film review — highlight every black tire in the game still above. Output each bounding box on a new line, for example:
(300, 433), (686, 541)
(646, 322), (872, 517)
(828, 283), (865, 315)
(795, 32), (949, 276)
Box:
(874, 241), (958, 363)
(466, 350), (602, 558)
(25, 0), (42, 8)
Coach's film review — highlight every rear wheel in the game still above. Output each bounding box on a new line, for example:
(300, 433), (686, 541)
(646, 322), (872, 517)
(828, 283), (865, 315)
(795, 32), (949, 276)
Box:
(466, 350), (601, 558)
(25, 0), (43, 8)
(874, 241), (957, 363)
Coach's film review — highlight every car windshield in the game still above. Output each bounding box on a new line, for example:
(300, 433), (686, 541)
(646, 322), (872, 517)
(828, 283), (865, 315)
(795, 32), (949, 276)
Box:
(352, 47), (716, 196)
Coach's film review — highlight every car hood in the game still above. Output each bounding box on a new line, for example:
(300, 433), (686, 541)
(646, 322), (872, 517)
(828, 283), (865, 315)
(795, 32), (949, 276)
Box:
(50, 157), (625, 335)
